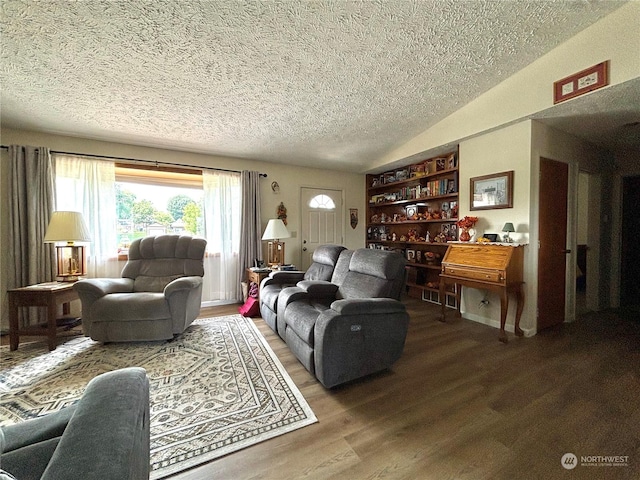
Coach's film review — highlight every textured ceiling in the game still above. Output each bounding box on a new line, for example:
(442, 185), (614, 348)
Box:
(0, 0), (633, 172)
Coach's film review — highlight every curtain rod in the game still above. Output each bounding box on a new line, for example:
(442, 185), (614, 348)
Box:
(0, 145), (267, 177)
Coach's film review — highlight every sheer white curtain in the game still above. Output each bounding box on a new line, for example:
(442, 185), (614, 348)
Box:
(202, 170), (241, 303)
(53, 154), (120, 278)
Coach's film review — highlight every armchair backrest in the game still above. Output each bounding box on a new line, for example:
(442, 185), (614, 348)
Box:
(121, 235), (207, 292)
(303, 244), (346, 281)
(337, 249), (406, 300)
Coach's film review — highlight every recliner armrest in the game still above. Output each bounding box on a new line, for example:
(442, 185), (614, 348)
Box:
(297, 280), (339, 298)
(73, 278), (134, 297)
(277, 286), (309, 309)
(330, 298), (406, 315)
(164, 276), (203, 297)
(41, 368), (150, 480)
(261, 271), (305, 288)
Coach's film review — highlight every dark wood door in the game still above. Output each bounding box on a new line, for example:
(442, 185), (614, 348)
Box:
(621, 176), (640, 309)
(538, 158), (569, 331)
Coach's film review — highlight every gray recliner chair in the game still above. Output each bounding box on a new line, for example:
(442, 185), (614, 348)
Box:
(0, 368), (150, 480)
(278, 248), (409, 388)
(259, 244), (346, 336)
(74, 235), (207, 342)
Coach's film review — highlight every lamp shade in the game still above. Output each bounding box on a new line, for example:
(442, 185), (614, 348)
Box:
(502, 222), (515, 233)
(44, 211), (91, 243)
(262, 219), (290, 240)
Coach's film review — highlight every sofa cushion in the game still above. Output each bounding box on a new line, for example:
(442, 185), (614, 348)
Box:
(337, 249), (405, 299)
(133, 274), (182, 293)
(260, 285), (283, 312)
(122, 235), (206, 279)
(285, 301), (330, 345)
(92, 293), (171, 322)
(1, 437), (60, 480)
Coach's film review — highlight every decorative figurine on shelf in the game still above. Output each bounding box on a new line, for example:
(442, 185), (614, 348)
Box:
(425, 231), (431, 243)
(425, 251), (439, 265)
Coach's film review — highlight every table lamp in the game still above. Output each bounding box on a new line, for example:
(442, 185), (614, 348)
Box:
(262, 219), (291, 266)
(44, 211), (91, 281)
(502, 222), (515, 243)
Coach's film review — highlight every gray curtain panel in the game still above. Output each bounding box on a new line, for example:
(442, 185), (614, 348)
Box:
(8, 145), (56, 323)
(238, 171), (262, 295)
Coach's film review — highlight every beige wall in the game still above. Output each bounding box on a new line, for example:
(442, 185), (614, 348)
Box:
(457, 121), (537, 335)
(453, 119), (613, 335)
(0, 128), (366, 329)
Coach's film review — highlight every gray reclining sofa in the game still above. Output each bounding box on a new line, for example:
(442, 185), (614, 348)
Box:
(0, 367), (150, 480)
(271, 247), (410, 388)
(259, 244), (346, 334)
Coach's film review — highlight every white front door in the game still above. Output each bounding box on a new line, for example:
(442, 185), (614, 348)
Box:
(300, 187), (343, 269)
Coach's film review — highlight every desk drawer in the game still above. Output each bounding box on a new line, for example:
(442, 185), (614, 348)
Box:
(443, 266), (503, 283)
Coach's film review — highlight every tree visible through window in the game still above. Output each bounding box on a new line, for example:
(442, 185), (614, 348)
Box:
(115, 166), (203, 252)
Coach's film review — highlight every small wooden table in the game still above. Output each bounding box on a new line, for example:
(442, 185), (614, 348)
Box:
(245, 269), (271, 300)
(8, 282), (80, 351)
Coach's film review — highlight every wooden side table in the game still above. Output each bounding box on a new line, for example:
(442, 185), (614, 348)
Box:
(245, 269), (271, 300)
(8, 282), (80, 351)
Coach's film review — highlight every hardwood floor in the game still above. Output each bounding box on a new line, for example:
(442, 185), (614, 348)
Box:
(4, 299), (638, 479)
(176, 299), (640, 480)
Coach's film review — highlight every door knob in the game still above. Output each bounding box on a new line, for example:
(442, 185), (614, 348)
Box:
(561, 249), (572, 254)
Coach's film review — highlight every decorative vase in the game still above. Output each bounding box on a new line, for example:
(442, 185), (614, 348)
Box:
(459, 227), (471, 242)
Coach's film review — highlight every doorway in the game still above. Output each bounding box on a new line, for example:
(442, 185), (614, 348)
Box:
(621, 175), (640, 313)
(300, 187), (343, 269)
(576, 172), (589, 316)
(538, 158), (570, 331)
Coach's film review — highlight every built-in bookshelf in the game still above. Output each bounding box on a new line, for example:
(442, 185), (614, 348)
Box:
(366, 150), (459, 304)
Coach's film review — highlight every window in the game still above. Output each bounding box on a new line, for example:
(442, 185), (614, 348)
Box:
(115, 165), (203, 253)
(308, 194), (336, 209)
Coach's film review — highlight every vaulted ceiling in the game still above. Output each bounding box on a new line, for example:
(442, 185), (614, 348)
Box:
(1, 1), (636, 172)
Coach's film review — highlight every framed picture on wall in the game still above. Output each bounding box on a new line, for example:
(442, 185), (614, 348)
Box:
(470, 170), (514, 210)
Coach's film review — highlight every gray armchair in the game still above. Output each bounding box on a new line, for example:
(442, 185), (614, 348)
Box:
(259, 244), (346, 336)
(278, 248), (409, 388)
(0, 368), (150, 480)
(74, 235), (207, 342)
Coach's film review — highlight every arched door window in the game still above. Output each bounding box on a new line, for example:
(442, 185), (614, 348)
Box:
(308, 194), (336, 209)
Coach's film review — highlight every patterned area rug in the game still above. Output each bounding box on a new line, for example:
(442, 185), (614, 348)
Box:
(0, 315), (317, 479)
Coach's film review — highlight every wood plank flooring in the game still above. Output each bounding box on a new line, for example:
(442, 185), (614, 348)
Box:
(4, 298), (639, 479)
(176, 299), (640, 480)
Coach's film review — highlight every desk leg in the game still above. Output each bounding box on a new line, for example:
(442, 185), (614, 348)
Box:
(9, 296), (19, 351)
(439, 281), (447, 322)
(514, 285), (525, 337)
(47, 299), (58, 351)
(499, 290), (509, 343)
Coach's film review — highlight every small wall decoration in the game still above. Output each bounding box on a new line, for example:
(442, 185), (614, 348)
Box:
(277, 202), (287, 225)
(553, 61), (609, 104)
(470, 170), (514, 211)
(350, 208), (358, 229)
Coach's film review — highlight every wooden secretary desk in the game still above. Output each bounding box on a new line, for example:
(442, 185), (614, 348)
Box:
(439, 242), (525, 343)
